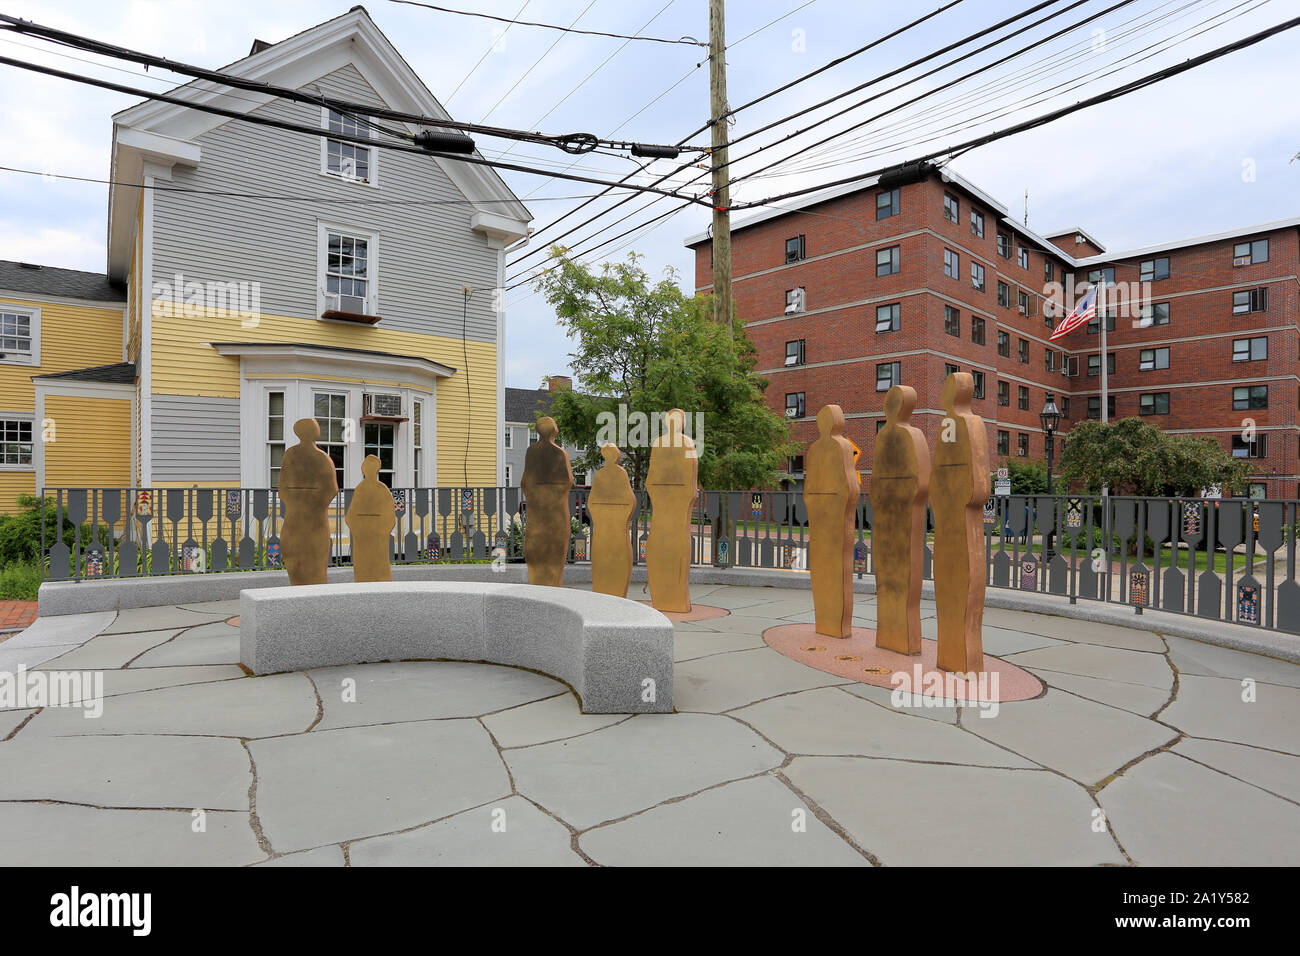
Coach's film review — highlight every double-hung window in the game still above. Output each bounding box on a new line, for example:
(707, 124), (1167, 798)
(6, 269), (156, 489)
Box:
(320, 225), (377, 317)
(0, 307), (37, 366)
(322, 108), (375, 184)
(0, 418), (33, 466)
(1232, 337), (1267, 362)
(1138, 347), (1169, 371)
(314, 391), (349, 490)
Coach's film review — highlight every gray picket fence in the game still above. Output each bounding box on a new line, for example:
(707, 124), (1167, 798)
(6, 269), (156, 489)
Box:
(37, 486), (1300, 635)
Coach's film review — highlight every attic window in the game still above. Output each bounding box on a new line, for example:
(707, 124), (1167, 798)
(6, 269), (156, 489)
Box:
(322, 108), (375, 184)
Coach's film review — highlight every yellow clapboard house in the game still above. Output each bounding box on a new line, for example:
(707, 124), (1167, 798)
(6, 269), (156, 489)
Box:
(0, 7), (530, 514)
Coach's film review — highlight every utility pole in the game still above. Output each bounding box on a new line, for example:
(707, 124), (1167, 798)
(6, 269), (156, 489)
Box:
(708, 0), (732, 330)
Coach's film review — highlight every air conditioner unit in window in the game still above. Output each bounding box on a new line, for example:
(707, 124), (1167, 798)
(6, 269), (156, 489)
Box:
(785, 407), (800, 418)
(326, 292), (367, 315)
(1233, 256), (1251, 267)
(363, 392), (403, 418)
(784, 289), (805, 314)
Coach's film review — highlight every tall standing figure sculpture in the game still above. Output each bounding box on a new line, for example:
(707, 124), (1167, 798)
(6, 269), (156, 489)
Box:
(871, 386), (931, 655)
(803, 405), (861, 638)
(646, 409), (698, 613)
(520, 416), (574, 587)
(346, 454), (396, 583)
(588, 444), (636, 598)
(932, 372), (990, 674)
(279, 418), (339, 586)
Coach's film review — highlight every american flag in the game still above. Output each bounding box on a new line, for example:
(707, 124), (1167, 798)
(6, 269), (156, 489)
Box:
(1050, 284), (1098, 341)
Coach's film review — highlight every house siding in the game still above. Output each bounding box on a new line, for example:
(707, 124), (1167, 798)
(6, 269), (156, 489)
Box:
(151, 395), (241, 481)
(149, 65), (499, 343)
(44, 394), (132, 488)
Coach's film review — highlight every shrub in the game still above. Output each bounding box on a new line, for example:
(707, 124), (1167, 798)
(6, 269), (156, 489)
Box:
(0, 561), (40, 601)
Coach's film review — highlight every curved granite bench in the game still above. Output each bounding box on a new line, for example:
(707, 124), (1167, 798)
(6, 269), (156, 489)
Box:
(238, 581), (673, 714)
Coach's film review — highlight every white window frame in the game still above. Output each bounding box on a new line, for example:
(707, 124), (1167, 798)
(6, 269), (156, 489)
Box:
(320, 106), (379, 187)
(503, 425), (513, 449)
(0, 413), (35, 472)
(504, 463), (513, 486)
(317, 222), (380, 318)
(0, 304), (40, 367)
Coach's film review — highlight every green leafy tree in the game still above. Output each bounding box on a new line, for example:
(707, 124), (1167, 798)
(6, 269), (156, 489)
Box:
(534, 248), (797, 488)
(995, 458), (1048, 494)
(1058, 418), (1251, 495)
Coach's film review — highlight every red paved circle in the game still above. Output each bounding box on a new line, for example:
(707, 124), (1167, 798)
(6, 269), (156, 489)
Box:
(763, 623), (1043, 702)
(637, 602), (729, 623)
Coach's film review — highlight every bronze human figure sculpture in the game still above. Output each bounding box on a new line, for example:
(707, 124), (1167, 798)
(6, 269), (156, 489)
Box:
(932, 372), (990, 674)
(646, 409), (698, 613)
(803, 405), (861, 638)
(520, 416), (574, 587)
(346, 454), (396, 583)
(278, 417), (339, 586)
(588, 444), (636, 598)
(870, 386), (931, 655)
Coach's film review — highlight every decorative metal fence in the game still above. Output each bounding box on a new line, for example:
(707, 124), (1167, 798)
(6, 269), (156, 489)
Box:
(37, 487), (1300, 635)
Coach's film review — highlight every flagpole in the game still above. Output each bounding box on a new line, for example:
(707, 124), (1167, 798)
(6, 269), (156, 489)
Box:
(1099, 277), (1109, 499)
(1099, 277), (1108, 427)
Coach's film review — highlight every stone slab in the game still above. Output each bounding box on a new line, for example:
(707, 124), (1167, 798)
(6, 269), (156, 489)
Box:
(249, 719), (510, 852)
(309, 661), (563, 729)
(1164, 634), (1300, 689)
(733, 687), (1035, 766)
(1023, 666), (1169, 716)
(580, 775), (867, 866)
(1160, 673), (1300, 753)
(1100, 752), (1300, 865)
(504, 713), (782, 830)
(35, 629), (182, 670)
(0, 707), (35, 738)
(785, 756), (1125, 866)
(20, 673), (316, 739)
(0, 733), (251, 810)
(349, 795), (586, 866)
(102, 604), (230, 634)
(129, 622), (241, 667)
(2, 610), (115, 647)
(964, 688), (1178, 786)
(253, 846), (346, 867)
(674, 646), (850, 713)
(480, 693), (626, 748)
(1173, 737), (1300, 803)
(1004, 643), (1173, 690)
(0, 803), (264, 866)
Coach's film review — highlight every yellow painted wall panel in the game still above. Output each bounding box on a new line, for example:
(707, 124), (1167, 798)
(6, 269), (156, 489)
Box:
(0, 472), (35, 514)
(0, 298), (125, 414)
(44, 396), (132, 488)
(150, 305), (499, 485)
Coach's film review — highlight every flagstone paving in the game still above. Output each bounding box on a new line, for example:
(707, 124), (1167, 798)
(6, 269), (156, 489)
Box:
(2, 581), (1298, 866)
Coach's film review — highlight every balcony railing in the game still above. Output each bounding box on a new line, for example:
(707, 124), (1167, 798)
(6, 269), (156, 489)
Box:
(37, 487), (1300, 635)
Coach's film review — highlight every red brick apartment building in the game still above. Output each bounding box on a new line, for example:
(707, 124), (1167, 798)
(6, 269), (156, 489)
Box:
(686, 162), (1299, 499)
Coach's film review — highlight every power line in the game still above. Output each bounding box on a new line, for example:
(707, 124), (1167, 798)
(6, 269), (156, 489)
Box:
(512, 5), (1296, 286)
(444, 0), (532, 105)
(0, 12), (704, 156)
(495, 0), (680, 160)
(508, 0), (975, 268)
(506, 0), (1111, 277)
(0, 163), (611, 205)
(477, 0), (600, 125)
(0, 53), (714, 205)
(388, 0), (706, 47)
(732, 11), (1300, 210)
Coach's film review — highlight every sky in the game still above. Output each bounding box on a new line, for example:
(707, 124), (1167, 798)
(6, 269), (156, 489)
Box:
(1, 0), (1298, 390)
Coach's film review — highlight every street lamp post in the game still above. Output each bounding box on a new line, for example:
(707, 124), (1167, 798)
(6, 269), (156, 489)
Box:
(1041, 392), (1061, 560)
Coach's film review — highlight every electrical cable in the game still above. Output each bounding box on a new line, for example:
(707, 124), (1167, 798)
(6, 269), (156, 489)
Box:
(0, 13), (704, 156)
(0, 53), (715, 204)
(388, 0), (706, 47)
(444, 0), (532, 104)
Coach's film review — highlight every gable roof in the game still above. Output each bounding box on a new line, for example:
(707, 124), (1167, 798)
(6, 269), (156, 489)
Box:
(0, 260), (125, 303)
(505, 386), (557, 424)
(107, 6), (531, 277)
